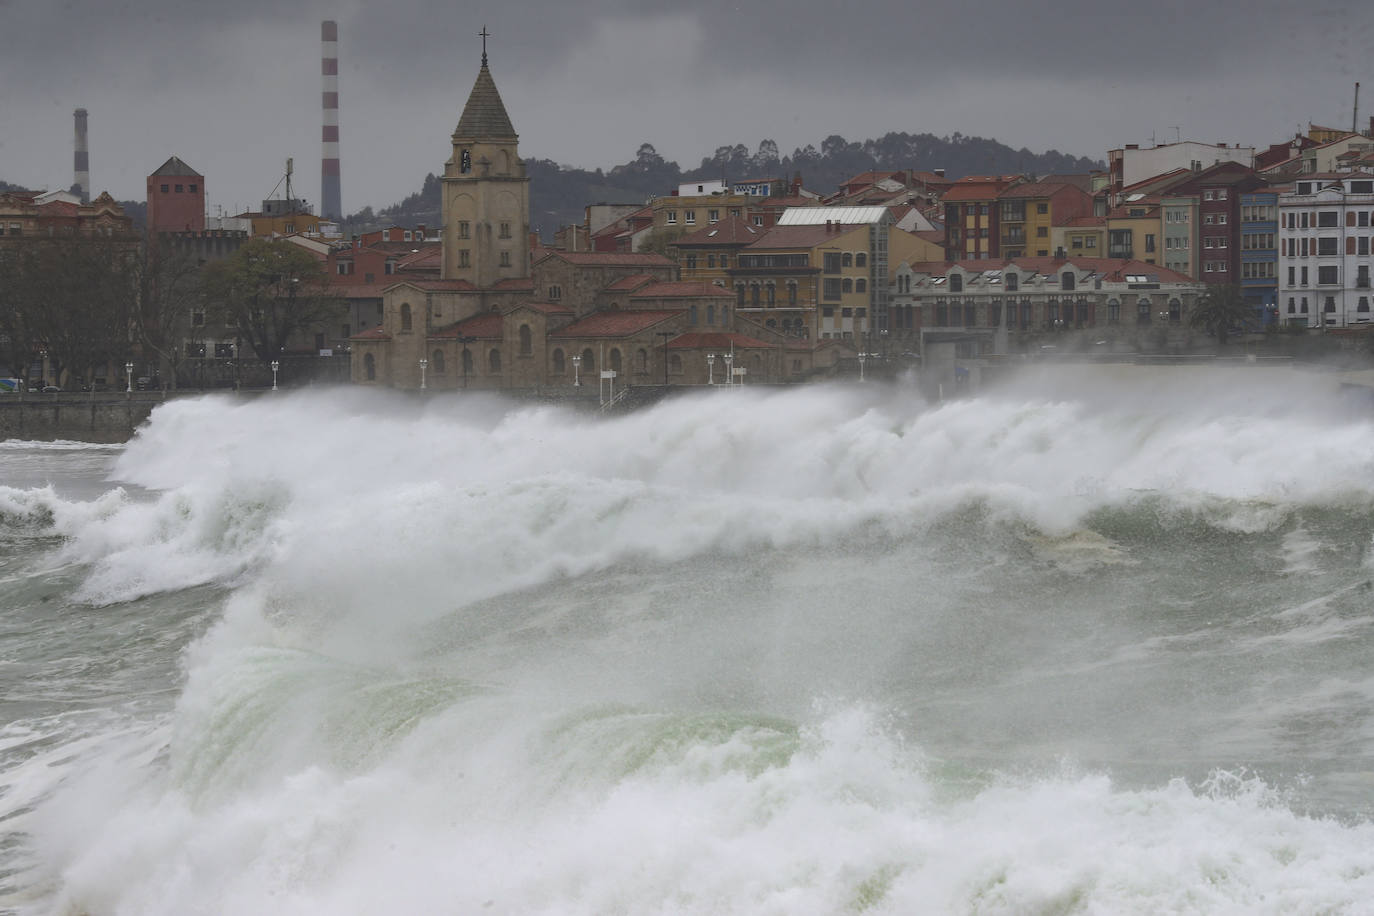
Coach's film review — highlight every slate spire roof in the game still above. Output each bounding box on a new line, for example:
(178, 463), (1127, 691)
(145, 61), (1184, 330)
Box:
(150, 156), (202, 178)
(453, 57), (517, 140)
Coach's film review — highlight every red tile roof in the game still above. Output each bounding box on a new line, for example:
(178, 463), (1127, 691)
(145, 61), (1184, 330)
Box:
(997, 181), (1082, 200)
(384, 278), (479, 292)
(537, 250), (675, 267)
(432, 313), (504, 339)
(492, 277), (535, 291)
(941, 177), (1020, 201)
(674, 217), (762, 246)
(745, 224), (863, 250)
(511, 301), (574, 316)
(630, 281), (734, 299)
(551, 309), (683, 338)
(604, 274), (658, 292)
(350, 325), (391, 340)
(667, 331), (776, 350)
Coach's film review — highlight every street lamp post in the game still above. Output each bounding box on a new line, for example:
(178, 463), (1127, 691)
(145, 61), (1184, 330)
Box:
(706, 353), (715, 385)
(571, 354), (582, 386)
(722, 352), (734, 387)
(458, 335), (475, 389)
(656, 330), (672, 386)
(271, 360), (280, 391)
(125, 361), (134, 396)
(857, 351), (868, 382)
(419, 357), (428, 390)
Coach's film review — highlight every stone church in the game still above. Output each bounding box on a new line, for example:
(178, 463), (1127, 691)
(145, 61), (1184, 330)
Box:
(350, 47), (829, 391)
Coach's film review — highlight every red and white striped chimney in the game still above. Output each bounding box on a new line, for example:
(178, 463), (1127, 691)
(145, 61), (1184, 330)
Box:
(321, 21), (342, 221)
(73, 108), (90, 203)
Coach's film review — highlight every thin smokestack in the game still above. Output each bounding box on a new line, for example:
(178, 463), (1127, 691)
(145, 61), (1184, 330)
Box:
(321, 20), (342, 221)
(73, 108), (90, 203)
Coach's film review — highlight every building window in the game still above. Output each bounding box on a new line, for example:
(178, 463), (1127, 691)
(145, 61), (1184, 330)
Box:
(842, 253), (853, 267)
(488, 349), (502, 372)
(459, 250), (470, 267)
(720, 255), (729, 268)
(552, 349), (565, 374)
(459, 221), (471, 239)
(432, 350), (446, 374)
(519, 325), (532, 355)
(1317, 237), (1339, 256)
(1036, 226), (1048, 238)
(160, 184), (169, 193)
(684, 210), (696, 225)
(499, 222), (511, 239)
(1318, 211), (1338, 228)
(500, 251), (511, 267)
(400, 303), (413, 331)
(823, 278), (842, 300)
(549, 285), (561, 300)
(949, 273), (962, 292)
(666, 211), (677, 224)
(1318, 266), (1339, 285)
(364, 353), (376, 380)
(823, 252), (842, 274)
(708, 209), (719, 223)
(856, 279), (866, 293)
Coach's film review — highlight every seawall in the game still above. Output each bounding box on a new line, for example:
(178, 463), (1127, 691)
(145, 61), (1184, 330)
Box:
(0, 392), (173, 444)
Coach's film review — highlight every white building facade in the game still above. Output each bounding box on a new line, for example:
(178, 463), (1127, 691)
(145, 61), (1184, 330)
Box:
(1277, 173), (1374, 328)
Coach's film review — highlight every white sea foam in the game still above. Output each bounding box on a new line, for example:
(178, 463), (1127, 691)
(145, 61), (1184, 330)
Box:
(8, 371), (1374, 914)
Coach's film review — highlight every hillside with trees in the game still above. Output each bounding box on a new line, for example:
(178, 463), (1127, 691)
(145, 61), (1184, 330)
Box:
(341, 132), (1102, 239)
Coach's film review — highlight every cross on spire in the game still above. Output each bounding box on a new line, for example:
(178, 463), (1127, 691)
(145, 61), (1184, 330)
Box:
(480, 26), (490, 66)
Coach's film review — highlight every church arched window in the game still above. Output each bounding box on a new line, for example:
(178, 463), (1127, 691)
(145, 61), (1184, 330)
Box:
(581, 348), (595, 373)
(364, 352), (375, 380)
(552, 348), (565, 374)
(488, 348), (501, 372)
(432, 349), (445, 373)
(519, 324), (532, 355)
(400, 303), (412, 331)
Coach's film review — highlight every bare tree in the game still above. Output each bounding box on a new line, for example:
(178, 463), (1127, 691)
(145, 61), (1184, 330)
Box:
(201, 239), (342, 367)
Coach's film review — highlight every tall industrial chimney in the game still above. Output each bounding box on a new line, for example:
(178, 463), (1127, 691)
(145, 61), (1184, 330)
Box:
(321, 21), (342, 221)
(73, 108), (90, 203)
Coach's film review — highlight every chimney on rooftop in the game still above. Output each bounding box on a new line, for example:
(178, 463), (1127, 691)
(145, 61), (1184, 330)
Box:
(934, 168), (946, 178)
(321, 21), (343, 221)
(73, 108), (90, 204)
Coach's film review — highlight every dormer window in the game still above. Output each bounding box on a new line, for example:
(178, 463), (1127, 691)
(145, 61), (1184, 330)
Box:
(1061, 271), (1075, 291)
(1005, 272), (1019, 292)
(949, 273), (962, 292)
(460, 149), (472, 173)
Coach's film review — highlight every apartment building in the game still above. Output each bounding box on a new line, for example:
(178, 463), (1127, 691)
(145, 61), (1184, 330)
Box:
(1276, 173), (1374, 327)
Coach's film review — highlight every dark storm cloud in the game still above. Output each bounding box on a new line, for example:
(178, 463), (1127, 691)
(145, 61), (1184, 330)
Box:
(1, 0), (1370, 213)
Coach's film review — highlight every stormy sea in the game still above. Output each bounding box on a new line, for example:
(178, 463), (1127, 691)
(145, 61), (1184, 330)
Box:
(3, 366), (1374, 914)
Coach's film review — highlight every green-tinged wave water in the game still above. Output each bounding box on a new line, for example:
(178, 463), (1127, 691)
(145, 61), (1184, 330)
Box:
(4, 377), (1374, 914)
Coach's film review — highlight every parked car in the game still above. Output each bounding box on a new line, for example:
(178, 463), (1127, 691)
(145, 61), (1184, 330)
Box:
(41, 386), (61, 393)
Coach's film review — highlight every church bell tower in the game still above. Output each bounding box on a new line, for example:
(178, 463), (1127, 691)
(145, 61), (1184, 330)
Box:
(441, 32), (530, 287)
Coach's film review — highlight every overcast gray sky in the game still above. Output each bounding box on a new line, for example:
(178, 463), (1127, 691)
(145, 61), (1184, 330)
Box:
(2, 0), (1370, 215)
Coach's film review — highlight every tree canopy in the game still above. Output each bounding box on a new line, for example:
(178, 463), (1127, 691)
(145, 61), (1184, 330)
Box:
(1188, 284), (1254, 347)
(201, 239), (341, 366)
